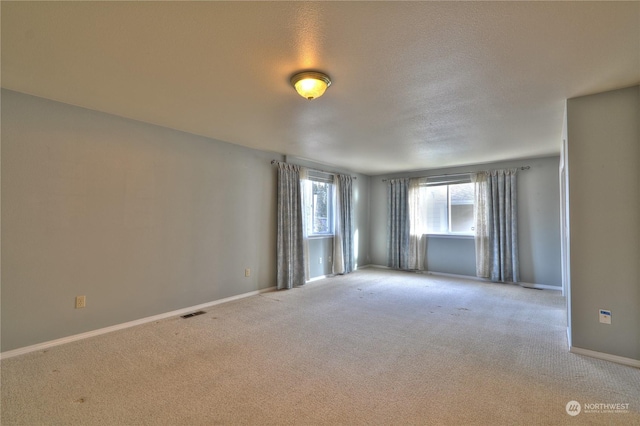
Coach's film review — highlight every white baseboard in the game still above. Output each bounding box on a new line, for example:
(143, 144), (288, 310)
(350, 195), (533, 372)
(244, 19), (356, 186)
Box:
(308, 267), (379, 281)
(424, 270), (561, 291)
(570, 346), (640, 369)
(423, 270), (483, 281)
(0, 286), (276, 360)
(306, 274), (332, 283)
(354, 263), (375, 271)
(306, 265), (379, 281)
(363, 264), (390, 269)
(299, 264), (562, 292)
(518, 282), (562, 291)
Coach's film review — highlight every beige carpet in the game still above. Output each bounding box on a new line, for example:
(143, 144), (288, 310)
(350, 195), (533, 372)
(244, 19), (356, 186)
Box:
(2, 269), (639, 425)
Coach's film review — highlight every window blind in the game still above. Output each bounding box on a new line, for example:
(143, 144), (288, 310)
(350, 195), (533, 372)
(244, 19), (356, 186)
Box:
(307, 169), (335, 183)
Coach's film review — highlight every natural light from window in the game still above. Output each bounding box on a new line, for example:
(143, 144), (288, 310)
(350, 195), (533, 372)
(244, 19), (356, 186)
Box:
(302, 180), (334, 236)
(422, 182), (474, 235)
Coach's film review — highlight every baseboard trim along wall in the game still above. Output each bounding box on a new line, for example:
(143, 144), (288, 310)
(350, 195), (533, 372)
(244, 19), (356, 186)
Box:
(0, 286), (276, 360)
(367, 265), (561, 291)
(307, 266), (374, 282)
(425, 270), (562, 291)
(570, 346), (640, 369)
(306, 274), (333, 283)
(516, 282), (562, 291)
(353, 264), (380, 270)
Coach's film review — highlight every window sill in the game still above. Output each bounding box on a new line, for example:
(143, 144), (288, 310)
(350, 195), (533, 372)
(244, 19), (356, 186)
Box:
(425, 234), (474, 240)
(307, 235), (335, 240)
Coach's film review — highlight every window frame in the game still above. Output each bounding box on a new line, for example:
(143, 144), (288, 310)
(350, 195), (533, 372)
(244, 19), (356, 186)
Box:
(421, 180), (475, 237)
(303, 172), (335, 238)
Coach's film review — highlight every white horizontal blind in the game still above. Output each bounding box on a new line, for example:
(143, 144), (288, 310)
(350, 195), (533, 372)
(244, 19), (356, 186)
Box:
(423, 174), (471, 186)
(306, 169), (334, 183)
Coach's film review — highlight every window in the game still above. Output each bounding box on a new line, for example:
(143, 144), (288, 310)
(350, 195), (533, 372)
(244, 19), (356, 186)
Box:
(302, 174), (334, 237)
(421, 182), (474, 235)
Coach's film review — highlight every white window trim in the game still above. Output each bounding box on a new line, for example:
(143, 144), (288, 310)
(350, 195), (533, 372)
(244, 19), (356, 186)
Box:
(425, 233), (474, 239)
(422, 179), (475, 237)
(303, 176), (335, 237)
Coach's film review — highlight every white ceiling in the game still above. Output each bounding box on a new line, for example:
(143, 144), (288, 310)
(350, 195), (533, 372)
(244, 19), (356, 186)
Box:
(2, 1), (639, 175)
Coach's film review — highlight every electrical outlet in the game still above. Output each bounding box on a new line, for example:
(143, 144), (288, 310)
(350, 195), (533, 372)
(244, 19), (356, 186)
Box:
(75, 295), (86, 309)
(328, 255), (332, 263)
(319, 257), (322, 264)
(599, 309), (611, 324)
(245, 268), (251, 277)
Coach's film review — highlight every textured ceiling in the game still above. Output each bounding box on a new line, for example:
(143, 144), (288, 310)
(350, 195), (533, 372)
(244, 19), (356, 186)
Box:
(2, 1), (639, 175)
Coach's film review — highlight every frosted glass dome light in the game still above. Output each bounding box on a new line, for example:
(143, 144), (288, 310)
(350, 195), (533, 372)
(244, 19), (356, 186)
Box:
(290, 71), (332, 100)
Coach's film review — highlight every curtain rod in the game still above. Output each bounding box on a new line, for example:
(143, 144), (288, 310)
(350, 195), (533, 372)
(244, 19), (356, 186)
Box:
(271, 160), (357, 179)
(381, 166), (530, 182)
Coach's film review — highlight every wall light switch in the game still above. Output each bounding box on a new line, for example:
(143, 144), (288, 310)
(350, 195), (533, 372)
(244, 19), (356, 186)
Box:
(599, 309), (611, 324)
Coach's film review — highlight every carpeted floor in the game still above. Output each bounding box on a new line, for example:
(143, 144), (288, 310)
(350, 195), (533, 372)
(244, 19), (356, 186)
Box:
(2, 269), (639, 425)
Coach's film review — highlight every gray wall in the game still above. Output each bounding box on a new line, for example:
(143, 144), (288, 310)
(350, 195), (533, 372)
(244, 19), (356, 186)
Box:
(1, 90), (281, 352)
(425, 236), (476, 276)
(566, 85), (639, 360)
(369, 156), (563, 287)
(1, 91), (371, 352)
(307, 237), (334, 278)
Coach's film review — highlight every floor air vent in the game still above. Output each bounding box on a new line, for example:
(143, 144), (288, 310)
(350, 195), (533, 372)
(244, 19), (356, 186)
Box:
(181, 310), (206, 319)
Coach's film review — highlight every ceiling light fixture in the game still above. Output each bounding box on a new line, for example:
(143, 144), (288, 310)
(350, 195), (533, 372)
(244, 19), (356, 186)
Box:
(290, 71), (332, 100)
